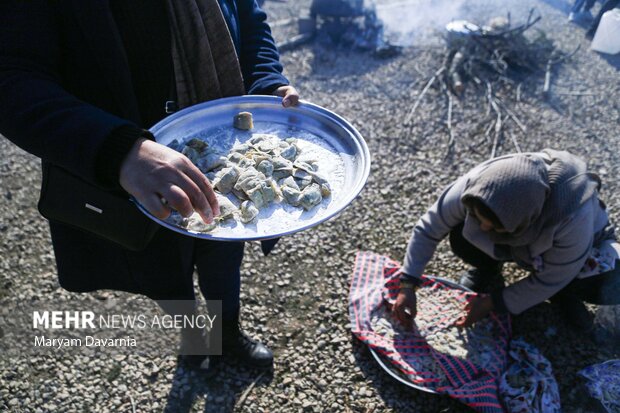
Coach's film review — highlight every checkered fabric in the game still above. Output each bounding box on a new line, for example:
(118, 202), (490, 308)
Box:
(349, 251), (512, 412)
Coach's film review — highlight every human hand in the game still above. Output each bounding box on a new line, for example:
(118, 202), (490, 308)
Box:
(119, 138), (219, 223)
(454, 295), (494, 328)
(272, 85), (300, 108)
(392, 288), (417, 330)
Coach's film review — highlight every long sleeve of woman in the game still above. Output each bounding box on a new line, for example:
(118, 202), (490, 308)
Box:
(499, 201), (595, 314)
(0, 2), (136, 187)
(402, 177), (468, 279)
(236, 0), (290, 94)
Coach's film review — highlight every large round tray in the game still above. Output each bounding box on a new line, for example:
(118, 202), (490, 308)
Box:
(138, 95), (370, 241)
(369, 277), (470, 394)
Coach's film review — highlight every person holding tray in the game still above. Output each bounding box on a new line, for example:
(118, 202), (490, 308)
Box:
(393, 149), (620, 332)
(0, 0), (298, 371)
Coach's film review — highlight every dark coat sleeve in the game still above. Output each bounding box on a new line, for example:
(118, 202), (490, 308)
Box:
(236, 0), (290, 95)
(0, 2), (134, 186)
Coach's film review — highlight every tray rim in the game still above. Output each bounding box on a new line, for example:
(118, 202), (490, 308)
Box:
(368, 276), (471, 395)
(133, 95), (370, 241)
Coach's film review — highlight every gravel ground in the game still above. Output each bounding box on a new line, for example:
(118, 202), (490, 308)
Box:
(1, 0), (619, 412)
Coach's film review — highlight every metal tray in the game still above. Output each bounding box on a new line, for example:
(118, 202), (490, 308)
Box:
(136, 95), (370, 241)
(369, 277), (470, 394)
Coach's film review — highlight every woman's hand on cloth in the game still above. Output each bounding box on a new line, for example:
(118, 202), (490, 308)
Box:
(272, 85), (300, 107)
(454, 294), (494, 328)
(392, 287), (417, 330)
(120, 138), (220, 224)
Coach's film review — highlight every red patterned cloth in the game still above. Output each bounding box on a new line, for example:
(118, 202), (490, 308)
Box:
(349, 251), (512, 412)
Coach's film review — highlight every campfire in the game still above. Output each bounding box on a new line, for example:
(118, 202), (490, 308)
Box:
(278, 0), (401, 57)
(275, 4), (581, 160)
(401, 9), (580, 159)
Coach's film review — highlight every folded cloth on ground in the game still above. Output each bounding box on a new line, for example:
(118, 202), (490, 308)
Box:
(499, 338), (561, 413)
(578, 239), (619, 279)
(349, 251), (512, 412)
(579, 360), (620, 413)
(594, 305), (620, 342)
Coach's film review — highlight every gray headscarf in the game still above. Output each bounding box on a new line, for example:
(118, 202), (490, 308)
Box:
(461, 149), (601, 246)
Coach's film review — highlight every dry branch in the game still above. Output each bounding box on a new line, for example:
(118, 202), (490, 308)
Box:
(278, 33), (314, 53)
(543, 55), (554, 100)
(543, 45), (579, 100)
(484, 120), (495, 144)
(403, 66), (446, 125)
(129, 394), (136, 413)
(237, 372), (266, 409)
(496, 98), (527, 133)
(445, 89), (455, 157)
(555, 91), (596, 96)
(509, 131), (522, 153)
(490, 99), (503, 158)
(403, 9), (577, 159)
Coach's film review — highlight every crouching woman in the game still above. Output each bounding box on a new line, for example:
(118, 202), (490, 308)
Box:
(393, 149), (620, 331)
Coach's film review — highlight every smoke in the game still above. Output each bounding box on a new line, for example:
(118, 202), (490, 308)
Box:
(371, 0), (522, 46)
(306, 0), (537, 48)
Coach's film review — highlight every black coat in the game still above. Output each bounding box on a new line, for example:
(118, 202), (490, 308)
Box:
(0, 0), (288, 297)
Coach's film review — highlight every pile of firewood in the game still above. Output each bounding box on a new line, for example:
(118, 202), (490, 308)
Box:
(403, 10), (579, 158)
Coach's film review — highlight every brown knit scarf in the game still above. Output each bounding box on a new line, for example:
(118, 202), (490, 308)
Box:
(165, 0), (245, 109)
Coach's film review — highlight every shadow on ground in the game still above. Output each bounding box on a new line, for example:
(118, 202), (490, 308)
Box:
(309, 42), (399, 78)
(539, 0), (573, 14)
(163, 358), (273, 413)
(598, 51), (620, 70)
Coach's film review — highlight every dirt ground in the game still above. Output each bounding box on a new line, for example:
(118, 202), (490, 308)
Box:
(1, 0), (619, 412)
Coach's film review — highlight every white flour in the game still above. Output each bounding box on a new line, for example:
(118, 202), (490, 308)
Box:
(174, 121), (347, 239)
